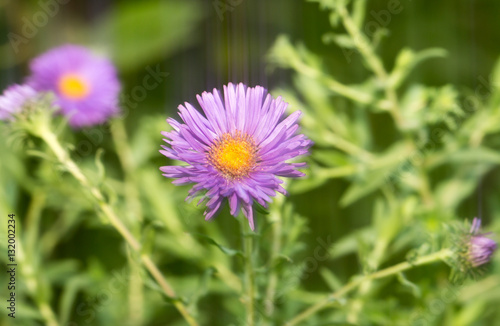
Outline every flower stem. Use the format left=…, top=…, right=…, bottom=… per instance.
left=243, top=227, right=256, bottom=326
left=17, top=237, right=60, bottom=326
left=111, top=118, right=143, bottom=221
left=284, top=248, right=453, bottom=326
left=264, top=203, right=283, bottom=318
left=110, top=119, right=145, bottom=324
left=38, top=127, right=199, bottom=326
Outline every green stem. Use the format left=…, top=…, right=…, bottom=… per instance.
left=418, top=167, right=435, bottom=208
left=244, top=229, right=256, bottom=326
left=322, top=132, right=373, bottom=162
left=289, top=52, right=373, bottom=104
left=38, top=302, right=60, bottom=326
left=24, top=189, right=46, bottom=257
left=110, top=119, right=145, bottom=324
left=284, top=249, right=453, bottom=326
left=337, top=5, right=386, bottom=79
left=17, top=237, right=60, bottom=326
left=264, top=198, right=284, bottom=318
left=128, top=255, right=144, bottom=326
left=111, top=119, right=143, bottom=222
left=337, top=4, right=403, bottom=128
left=38, top=127, right=199, bottom=326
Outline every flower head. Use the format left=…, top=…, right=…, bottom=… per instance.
left=452, top=217, right=497, bottom=280
left=160, top=83, right=311, bottom=230
left=27, top=44, right=120, bottom=128
left=467, top=218, right=497, bottom=267
left=0, top=84, right=38, bottom=121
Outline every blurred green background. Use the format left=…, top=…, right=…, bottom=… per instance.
left=1, top=0, right=500, bottom=325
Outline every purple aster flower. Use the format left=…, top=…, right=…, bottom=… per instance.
left=27, top=44, right=120, bottom=128
left=0, top=84, right=38, bottom=121
left=467, top=218, right=497, bottom=267
left=160, top=83, right=311, bottom=230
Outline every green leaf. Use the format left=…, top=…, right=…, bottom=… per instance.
left=352, top=0, right=367, bottom=28
left=389, top=48, right=447, bottom=90
left=322, top=32, right=355, bottom=49
left=434, top=165, right=490, bottom=210
left=397, top=272, right=421, bottom=298
left=45, top=260, right=81, bottom=284
left=94, top=148, right=106, bottom=185
left=189, top=233, right=243, bottom=257
left=444, top=147, right=500, bottom=165
left=100, top=0, right=203, bottom=72
left=254, top=202, right=270, bottom=215
left=490, top=57, right=500, bottom=90
left=288, top=170, right=330, bottom=194
left=188, top=267, right=216, bottom=310
left=59, top=276, right=92, bottom=325
left=339, top=166, right=388, bottom=206
left=319, top=267, right=342, bottom=291
left=429, top=147, right=500, bottom=169
left=313, top=150, right=351, bottom=167
left=328, top=227, right=373, bottom=259
left=340, top=141, right=414, bottom=206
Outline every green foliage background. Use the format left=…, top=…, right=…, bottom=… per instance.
left=1, top=0, right=500, bottom=325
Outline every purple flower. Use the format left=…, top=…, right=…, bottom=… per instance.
left=468, top=218, right=497, bottom=267
left=27, top=44, right=120, bottom=128
left=0, top=84, right=38, bottom=121
left=160, top=83, right=311, bottom=230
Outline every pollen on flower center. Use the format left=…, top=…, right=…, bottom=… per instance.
left=58, top=74, right=90, bottom=100
left=207, top=131, right=258, bottom=180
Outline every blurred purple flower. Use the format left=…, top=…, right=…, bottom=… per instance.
left=27, top=44, right=120, bottom=128
left=160, top=83, right=311, bottom=230
left=0, top=84, right=38, bottom=121
left=468, top=218, right=497, bottom=267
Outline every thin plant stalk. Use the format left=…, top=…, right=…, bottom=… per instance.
left=23, top=191, right=60, bottom=326
left=17, top=237, right=60, bottom=326
left=110, top=119, right=145, bottom=325
left=264, top=214, right=282, bottom=317
left=110, top=118, right=144, bottom=222
left=242, top=223, right=256, bottom=326
left=38, top=126, right=199, bottom=326
left=285, top=249, right=453, bottom=326
left=337, top=3, right=403, bottom=127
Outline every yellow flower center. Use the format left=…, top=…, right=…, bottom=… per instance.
left=208, top=132, right=258, bottom=180
left=58, top=74, right=90, bottom=100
